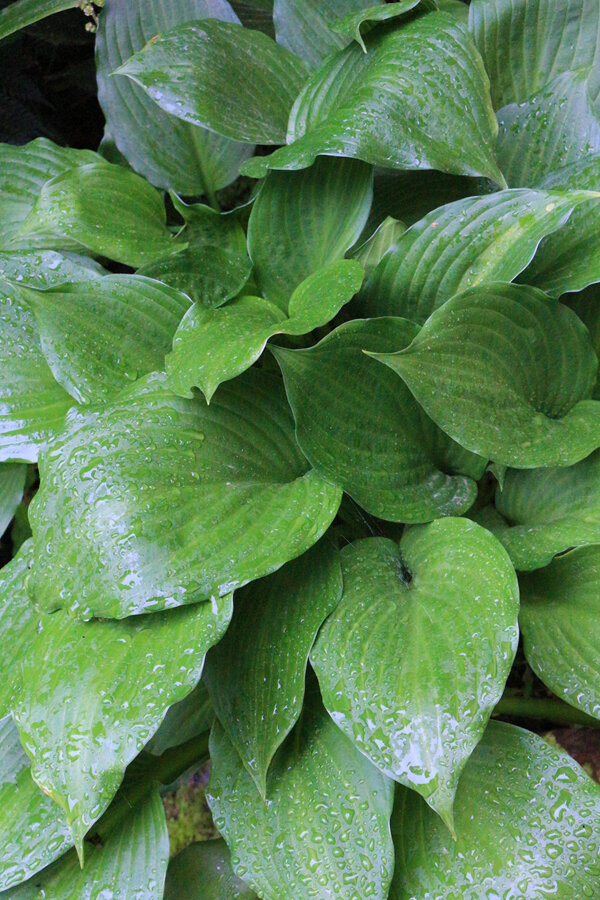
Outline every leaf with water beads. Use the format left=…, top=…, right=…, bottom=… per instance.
left=0, top=542, right=37, bottom=719
left=164, top=839, right=257, bottom=899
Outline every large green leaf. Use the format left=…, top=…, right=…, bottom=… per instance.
left=0, top=281, right=73, bottom=464
left=274, top=318, right=486, bottom=523
left=115, top=19, right=308, bottom=145
left=145, top=680, right=214, bottom=756
left=96, top=0, right=253, bottom=196
left=13, top=595, right=232, bottom=853
left=0, top=251, right=105, bottom=288
left=391, top=719, right=600, bottom=898
left=0, top=0, right=79, bottom=42
left=203, top=538, right=342, bottom=796
left=28, top=369, right=341, bottom=619
left=18, top=163, right=182, bottom=267
left=311, top=526, right=518, bottom=829
left=273, top=0, right=385, bottom=68
left=165, top=840, right=257, bottom=899
left=207, top=700, right=394, bottom=900
left=0, top=542, right=35, bottom=719
left=0, top=463, right=25, bottom=538
left=371, top=283, right=600, bottom=468
left=0, top=715, right=72, bottom=892
left=247, top=156, right=372, bottom=309
left=23, top=275, right=191, bottom=404
left=519, top=546, right=600, bottom=720
left=2, top=787, right=168, bottom=900
left=139, top=199, right=252, bottom=307
left=242, top=12, right=504, bottom=184
left=332, top=0, right=434, bottom=52
left=165, top=260, right=363, bottom=401
left=355, top=188, right=598, bottom=323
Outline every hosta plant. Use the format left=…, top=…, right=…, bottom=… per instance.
left=2, top=0, right=600, bottom=897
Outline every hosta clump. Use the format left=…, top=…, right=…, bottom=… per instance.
left=2, top=0, right=600, bottom=896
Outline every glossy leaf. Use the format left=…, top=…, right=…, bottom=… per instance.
left=332, top=0, right=433, bottom=53
left=520, top=546, right=600, bottom=720
left=392, top=719, right=600, bottom=898
left=0, top=715, right=72, bottom=892
left=247, top=156, right=372, bottom=309
left=355, top=188, right=598, bottom=323
left=0, top=0, right=79, bottom=42
left=28, top=369, right=341, bottom=618
left=242, top=12, right=504, bottom=185
left=311, top=526, right=518, bottom=828
left=115, top=19, right=308, bottom=145
left=0, top=281, right=73, bottom=464
left=165, top=260, right=363, bottom=401
left=371, top=283, right=600, bottom=468
left=2, top=787, right=168, bottom=900
left=96, top=0, right=253, bottom=195
left=351, top=217, right=405, bottom=272
left=13, top=595, right=232, bottom=852
left=0, top=463, right=26, bottom=538
left=146, top=680, right=214, bottom=756
left=203, top=538, right=342, bottom=795
left=0, top=251, right=105, bottom=288
left=0, top=543, right=36, bottom=719
left=208, top=700, right=394, bottom=900
left=165, top=840, right=256, bottom=899
left=23, top=275, right=191, bottom=404
left=139, top=200, right=252, bottom=307
left=274, top=318, right=486, bottom=523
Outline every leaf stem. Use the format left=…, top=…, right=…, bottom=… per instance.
left=493, top=696, right=600, bottom=728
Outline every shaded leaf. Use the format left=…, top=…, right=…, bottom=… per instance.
left=165, top=840, right=257, bottom=899
left=0, top=0, right=79, bottom=42
left=28, top=369, right=341, bottom=618
left=351, top=217, right=405, bottom=272
left=371, top=283, right=600, bottom=467
left=229, top=0, right=274, bottom=35
left=567, top=284, right=600, bottom=399
left=115, top=19, right=308, bottom=145
left=145, top=680, right=214, bottom=757
left=311, top=526, right=518, bottom=829
left=332, top=0, right=433, bottom=53
left=274, top=318, right=485, bottom=523
left=207, top=700, right=394, bottom=900
left=274, top=0, right=385, bottom=67
left=0, top=463, right=26, bottom=539
left=203, top=538, right=342, bottom=796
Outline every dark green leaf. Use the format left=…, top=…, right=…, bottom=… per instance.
left=203, top=538, right=342, bottom=796
left=229, top=0, right=274, bottom=35
left=242, top=12, right=504, bottom=185
left=208, top=701, right=394, bottom=900
left=115, top=19, right=309, bottom=145
left=351, top=217, right=405, bottom=272
left=567, top=285, right=600, bottom=399
left=311, top=526, right=518, bottom=829
left=96, top=0, right=253, bottom=195
left=274, top=0, right=385, bottom=67
left=28, top=370, right=341, bottom=618
left=145, top=681, right=214, bottom=757
left=371, top=283, right=600, bottom=467
left=274, top=318, right=486, bottom=523
left=0, top=463, right=26, bottom=538
left=165, top=840, right=257, bottom=899
left=332, top=0, right=433, bottom=53
left=0, top=0, right=79, bottom=42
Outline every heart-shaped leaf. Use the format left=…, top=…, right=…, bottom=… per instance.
left=0, top=542, right=36, bottom=718
left=203, top=537, right=342, bottom=796
left=0, top=251, right=105, bottom=288
left=274, top=0, right=385, bottom=66
left=519, top=545, right=600, bottom=720
left=355, top=188, right=599, bottom=323
left=165, top=260, right=363, bottom=401
left=242, top=12, right=504, bottom=185
left=311, top=524, right=519, bottom=829
left=115, top=19, right=308, bottom=145
left=273, top=318, right=486, bottom=523
left=13, top=595, right=232, bottom=853
left=0, top=463, right=26, bottom=539
left=23, top=275, right=191, bottom=404
left=96, top=0, right=253, bottom=196
left=28, top=369, right=341, bottom=618
left=165, top=840, right=257, bottom=899
left=207, top=700, right=394, bottom=900
left=371, top=283, right=600, bottom=468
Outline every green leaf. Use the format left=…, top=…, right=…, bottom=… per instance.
left=0, top=715, right=72, bottom=892
left=2, top=787, right=168, bottom=900
left=207, top=700, right=394, bottom=900
left=567, top=285, right=600, bottom=399
left=273, top=318, right=485, bottom=523
left=145, top=680, right=214, bottom=756
left=0, top=251, right=105, bottom=288
left=311, top=525, right=518, bottom=830
left=371, top=283, right=600, bottom=468
left=18, top=163, right=182, bottom=267
left=351, top=217, right=406, bottom=272
left=23, top=275, right=191, bottom=404
left=355, top=188, right=599, bottom=323
left=0, top=282, right=73, bottom=464
left=469, top=0, right=600, bottom=109
left=115, top=19, right=309, bottom=145
left=28, top=369, right=341, bottom=619
left=13, top=596, right=232, bottom=853
left=139, top=200, right=252, bottom=307
left=391, top=719, right=600, bottom=898
left=274, top=0, right=385, bottom=67
left=96, top=0, right=253, bottom=196
left=0, top=0, right=79, bottom=42
left=165, top=260, right=363, bottom=401
left=229, top=0, right=274, bottom=35
left=0, top=463, right=26, bottom=538
left=247, top=156, right=372, bottom=309
left=519, top=545, right=600, bottom=720
left=203, top=538, right=342, bottom=796
left=241, top=12, right=504, bottom=185
left=0, top=543, right=37, bottom=720
left=165, top=840, right=257, bottom=899
left=331, top=0, right=433, bottom=53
